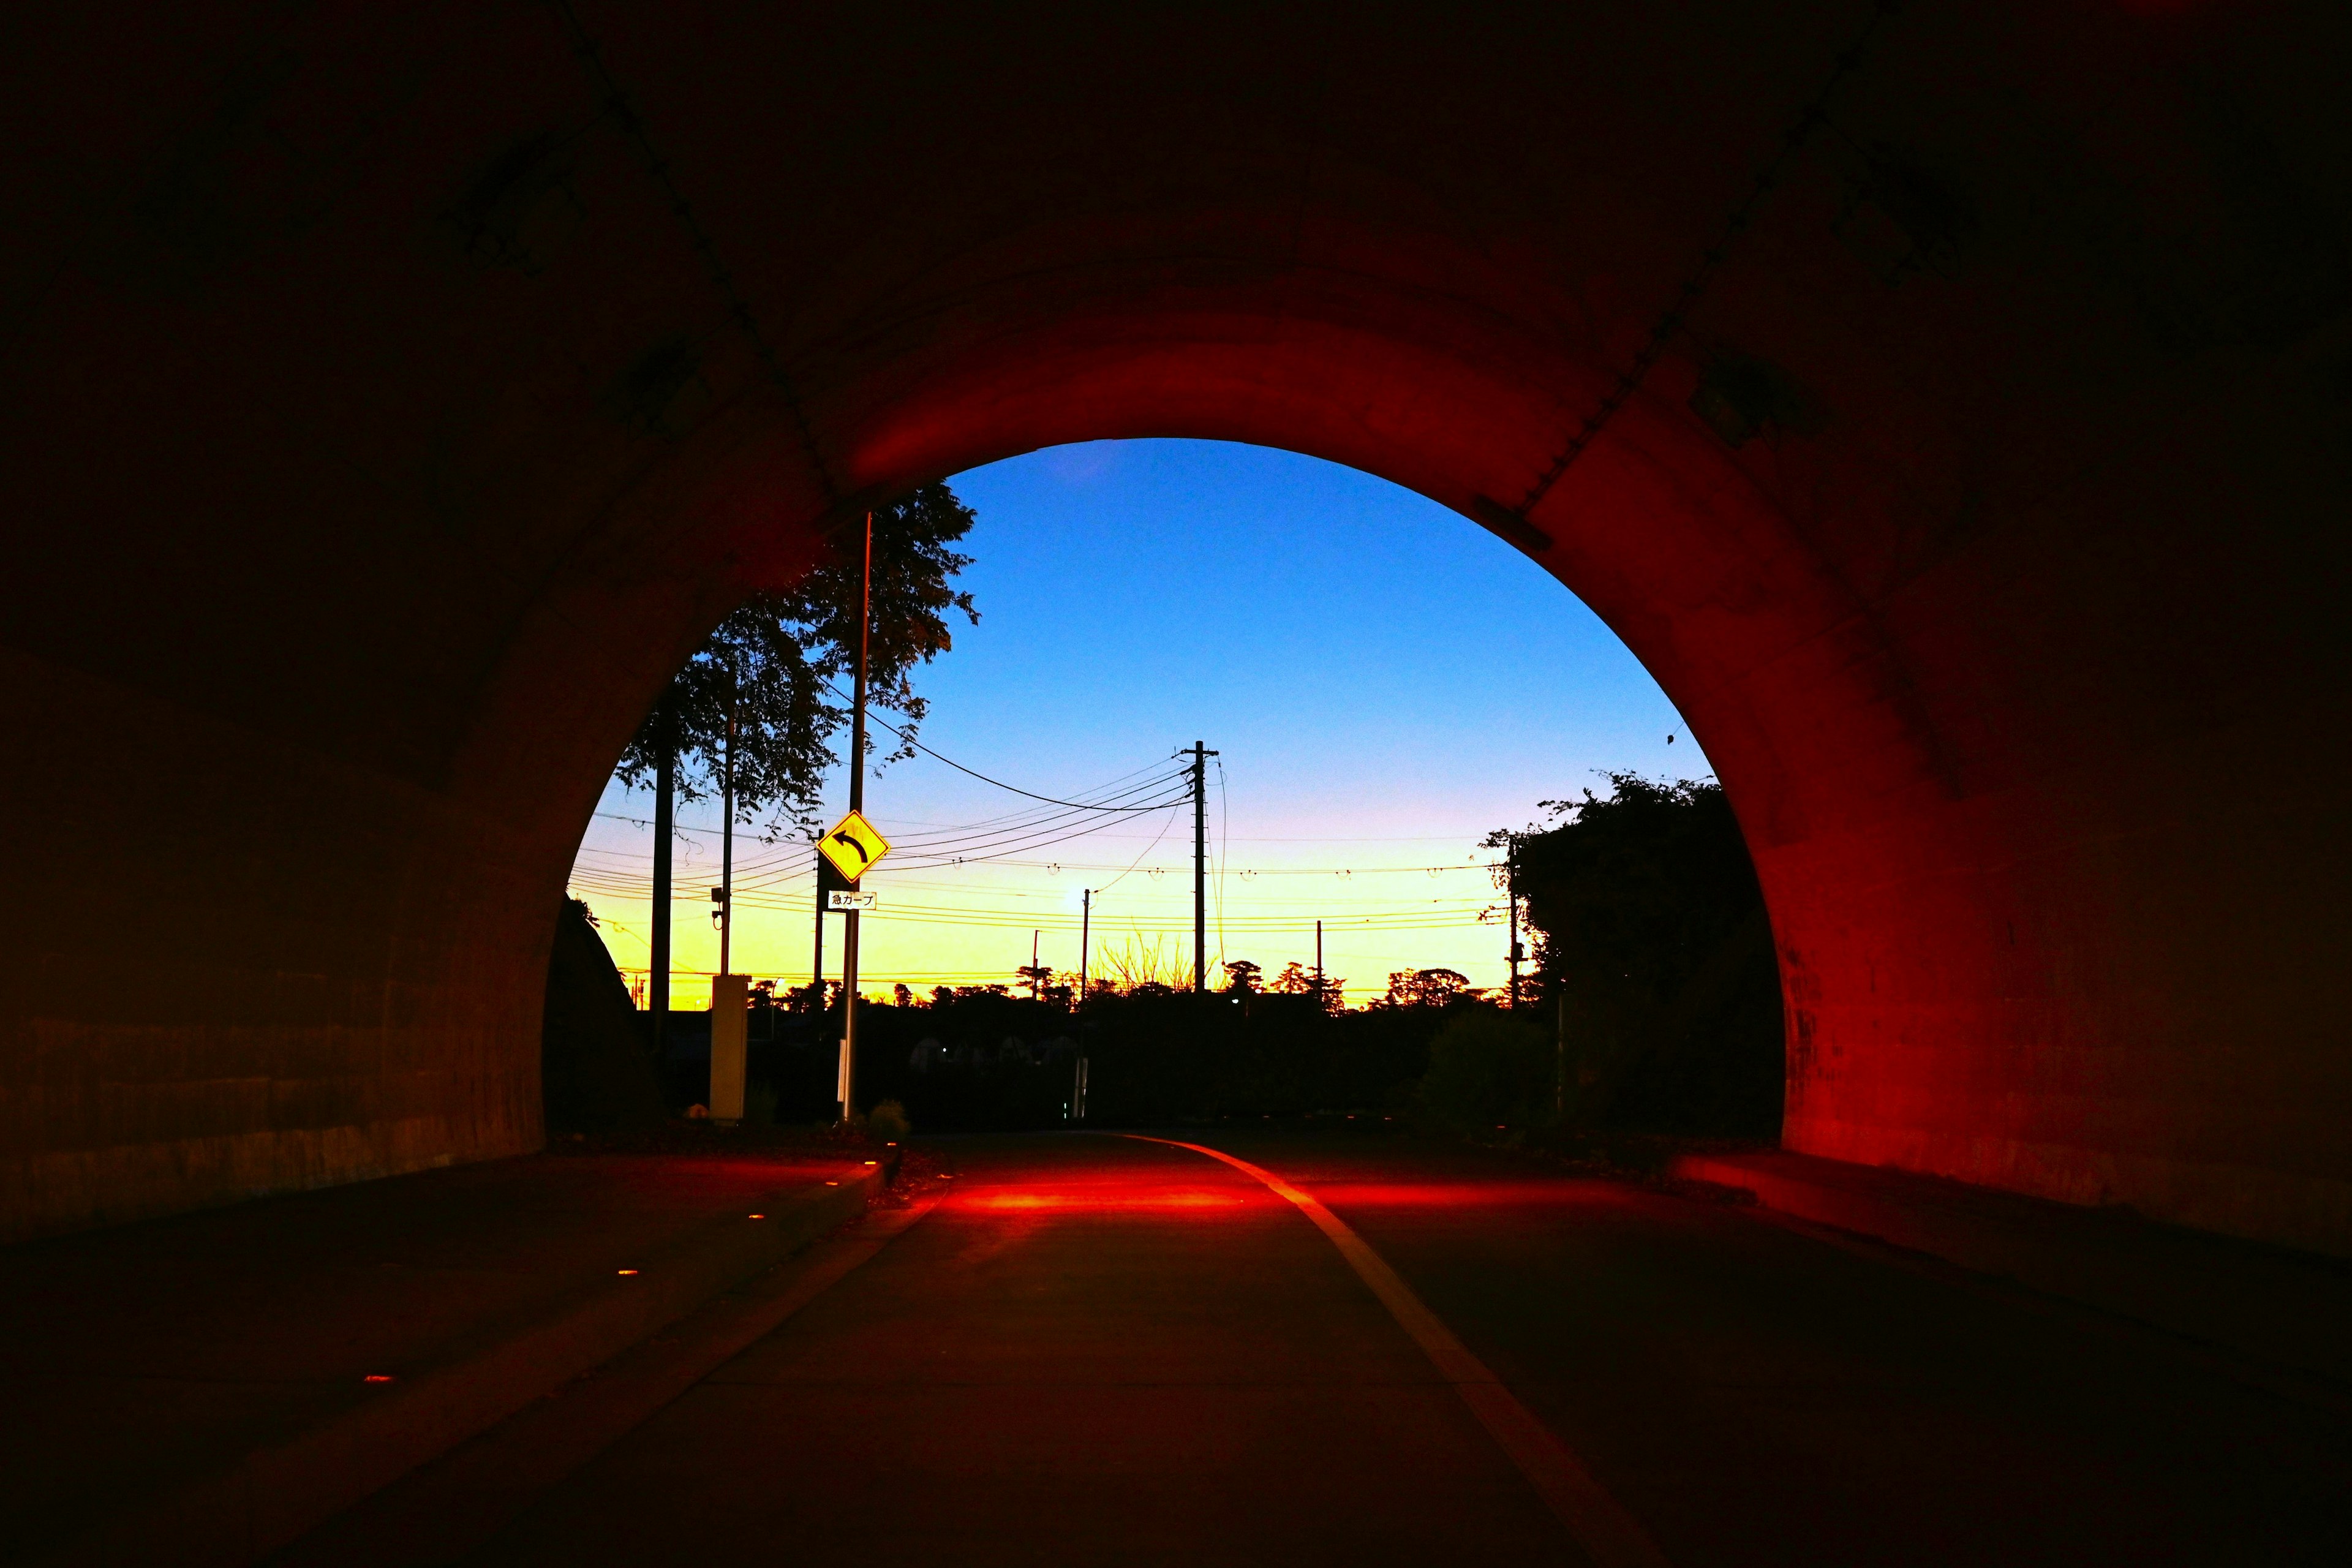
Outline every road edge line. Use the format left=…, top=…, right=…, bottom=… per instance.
left=47, top=1163, right=886, bottom=1568
left=273, top=1192, right=948, bottom=1566
left=1124, top=1134, right=1671, bottom=1568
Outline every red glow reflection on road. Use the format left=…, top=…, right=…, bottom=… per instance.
left=1308, top=1181, right=1640, bottom=1210
left=958, top=1184, right=1251, bottom=1215
left=951, top=1178, right=1629, bottom=1217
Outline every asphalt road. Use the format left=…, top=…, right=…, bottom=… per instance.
left=432, top=1131, right=2351, bottom=1567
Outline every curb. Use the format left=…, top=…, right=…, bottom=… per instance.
left=1667, top=1150, right=2352, bottom=1385
left=48, top=1164, right=883, bottom=1568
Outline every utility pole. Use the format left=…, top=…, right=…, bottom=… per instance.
left=1074, top=888, right=1092, bottom=1120
left=1031, top=929, right=1041, bottom=1001
left=1556, top=987, right=1568, bottom=1126
left=1315, top=918, right=1324, bottom=1006
left=1506, top=833, right=1520, bottom=1011
left=837, top=511, right=873, bottom=1124
left=649, top=695, right=674, bottom=1053
left=707, top=691, right=750, bottom=1125
left=1190, top=741, right=1216, bottom=993
left=718, top=694, right=735, bottom=977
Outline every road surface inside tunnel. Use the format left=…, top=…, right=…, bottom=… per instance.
left=449, top=1133, right=2351, bottom=1567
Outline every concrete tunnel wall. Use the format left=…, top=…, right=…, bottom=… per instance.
left=2, top=1, right=2348, bottom=1251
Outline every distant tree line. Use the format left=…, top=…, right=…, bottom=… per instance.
left=613, top=772, right=1782, bottom=1142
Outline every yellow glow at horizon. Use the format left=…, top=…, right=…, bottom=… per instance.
left=569, top=810, right=1510, bottom=1012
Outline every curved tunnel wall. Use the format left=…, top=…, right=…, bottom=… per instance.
left=2, top=2, right=2347, bottom=1250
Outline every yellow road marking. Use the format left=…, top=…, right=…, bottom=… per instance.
left=1125, top=1135, right=1672, bottom=1568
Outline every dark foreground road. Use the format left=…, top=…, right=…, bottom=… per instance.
left=316, top=1133, right=2352, bottom=1567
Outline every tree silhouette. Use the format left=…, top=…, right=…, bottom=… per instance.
left=1381, top=968, right=1476, bottom=1008
left=614, top=483, right=980, bottom=833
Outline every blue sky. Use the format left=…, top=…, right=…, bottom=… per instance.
left=572, top=439, right=1700, bottom=1003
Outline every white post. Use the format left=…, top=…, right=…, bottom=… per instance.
left=710, top=973, right=748, bottom=1123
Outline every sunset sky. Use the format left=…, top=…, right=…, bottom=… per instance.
left=568, top=439, right=1702, bottom=1008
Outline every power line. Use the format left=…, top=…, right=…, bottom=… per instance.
left=580, top=839, right=1498, bottom=878
left=1092, top=800, right=1182, bottom=897
left=885, top=775, right=1192, bottom=855
left=884, top=797, right=1191, bottom=870
left=831, top=684, right=1190, bottom=812
left=594, top=769, right=1192, bottom=880
left=588, top=811, right=1517, bottom=847
left=872, top=755, right=1188, bottom=834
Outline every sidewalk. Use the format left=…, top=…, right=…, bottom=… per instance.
left=1668, top=1148, right=2352, bottom=1387
left=0, top=1147, right=881, bottom=1566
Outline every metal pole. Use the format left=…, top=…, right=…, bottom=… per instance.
left=650, top=697, right=674, bottom=1052
left=839, top=510, right=872, bottom=1122
left=1557, top=988, right=1567, bottom=1125
left=1506, top=834, right=1519, bottom=1010
left=840, top=909, right=859, bottom=1118
left=720, top=696, right=734, bottom=978
left=1075, top=889, right=1091, bottom=1117
left=1314, top=918, right=1324, bottom=1010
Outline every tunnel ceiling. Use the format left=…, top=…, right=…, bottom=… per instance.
left=2, top=1, right=2349, bottom=1252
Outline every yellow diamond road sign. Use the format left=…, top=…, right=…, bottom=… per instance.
left=819, top=809, right=890, bottom=884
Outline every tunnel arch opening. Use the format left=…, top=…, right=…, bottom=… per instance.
left=558, top=435, right=1779, bottom=1140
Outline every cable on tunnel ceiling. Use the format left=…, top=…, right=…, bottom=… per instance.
left=1507, top=0, right=1905, bottom=522
left=545, top=0, right=842, bottom=504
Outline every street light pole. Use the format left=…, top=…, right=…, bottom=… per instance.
left=1506, top=832, right=1520, bottom=1011
left=650, top=695, right=674, bottom=1052
left=837, top=510, right=873, bottom=1124
left=719, top=693, right=735, bottom=977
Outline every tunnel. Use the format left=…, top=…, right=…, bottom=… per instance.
left=4, top=0, right=2348, bottom=1259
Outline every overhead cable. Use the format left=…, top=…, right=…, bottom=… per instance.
left=832, top=683, right=1191, bottom=811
